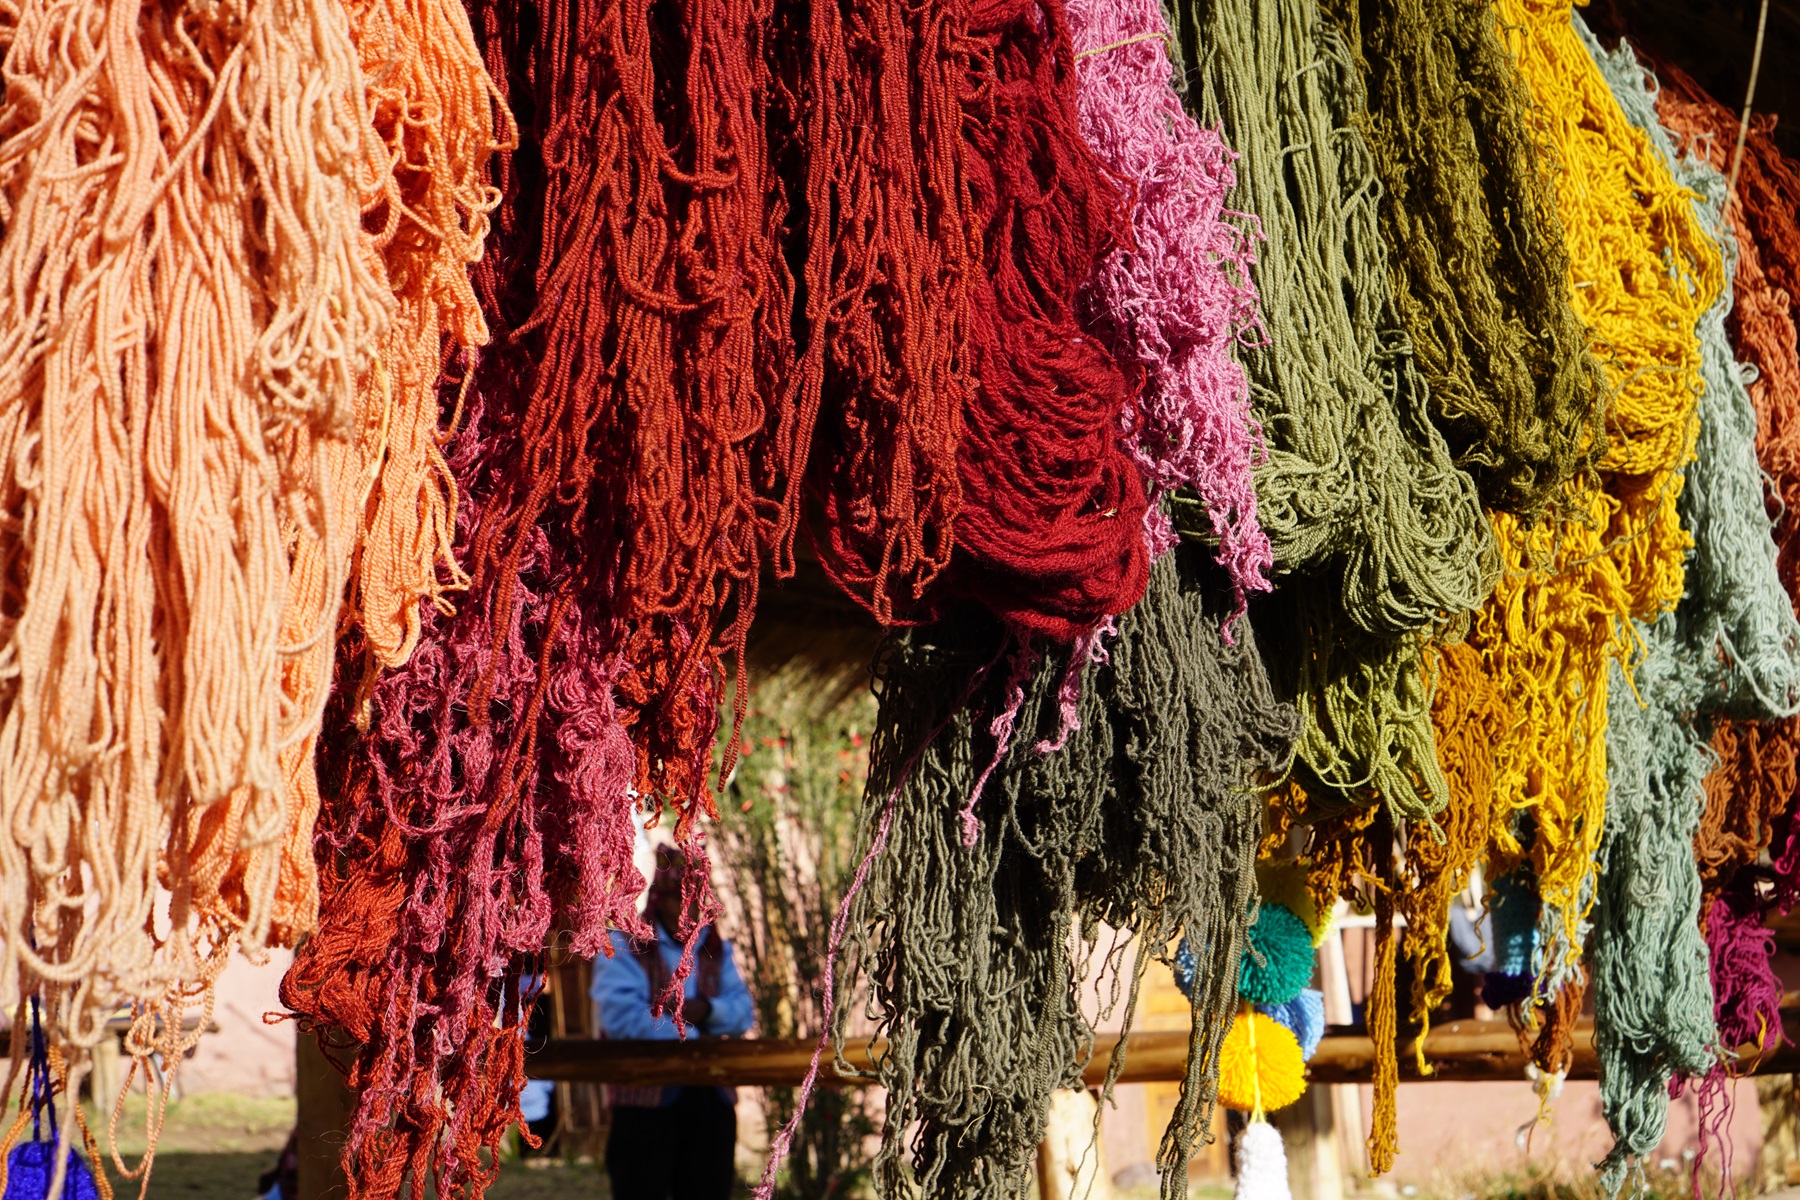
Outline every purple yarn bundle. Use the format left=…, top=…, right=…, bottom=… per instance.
left=1705, top=880, right=1785, bottom=1053
left=1069, top=0, right=1271, bottom=612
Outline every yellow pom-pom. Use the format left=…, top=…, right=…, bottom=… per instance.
left=1256, top=861, right=1329, bottom=946
left=1218, top=1012, right=1306, bottom=1114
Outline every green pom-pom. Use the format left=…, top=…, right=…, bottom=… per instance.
left=1239, top=903, right=1315, bottom=1005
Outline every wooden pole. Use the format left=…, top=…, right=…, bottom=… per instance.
left=295, top=1031, right=355, bottom=1200
left=524, top=1014, right=1800, bottom=1088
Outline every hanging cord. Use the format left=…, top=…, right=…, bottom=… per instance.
left=1076, top=30, right=1168, bottom=57
left=1727, top=0, right=1772, bottom=201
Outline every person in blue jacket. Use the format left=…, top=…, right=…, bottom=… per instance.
left=592, top=846, right=755, bottom=1200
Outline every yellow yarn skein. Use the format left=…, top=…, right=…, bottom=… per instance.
left=1218, top=1012, right=1308, bottom=1114
left=1455, top=0, right=1719, bottom=965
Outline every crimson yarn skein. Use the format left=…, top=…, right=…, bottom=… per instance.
left=941, top=0, right=1152, bottom=644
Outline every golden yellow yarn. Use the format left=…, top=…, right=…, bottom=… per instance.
left=1454, top=0, right=1718, bottom=963
left=1217, top=1012, right=1307, bottom=1115
left=1405, top=644, right=1508, bottom=1066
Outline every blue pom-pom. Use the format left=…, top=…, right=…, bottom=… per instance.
left=4, top=1141, right=103, bottom=1200
left=1239, top=903, right=1316, bottom=1005
left=1257, top=988, right=1325, bottom=1061
left=1172, top=937, right=1198, bottom=998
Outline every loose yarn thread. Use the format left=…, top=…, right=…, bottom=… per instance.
left=1584, top=25, right=1800, bottom=1186
left=1457, top=0, right=1718, bottom=997
left=845, top=542, right=1294, bottom=1200
left=0, top=0, right=389, bottom=1172
left=938, top=0, right=1151, bottom=645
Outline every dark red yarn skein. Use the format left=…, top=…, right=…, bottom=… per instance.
left=943, top=0, right=1150, bottom=642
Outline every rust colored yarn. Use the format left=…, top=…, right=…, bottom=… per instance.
left=940, top=0, right=1150, bottom=642
left=784, top=0, right=973, bottom=624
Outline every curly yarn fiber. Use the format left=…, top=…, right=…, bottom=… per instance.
left=1320, top=0, right=1605, bottom=521
left=1453, top=0, right=1719, bottom=982
left=785, top=0, right=972, bottom=624
left=1170, top=0, right=1492, bottom=818
left=1583, top=25, right=1800, bottom=1188
left=1403, top=643, right=1509, bottom=1053
left=1703, top=877, right=1784, bottom=1052
left=1068, top=0, right=1270, bottom=607
left=846, top=543, right=1294, bottom=1200
left=1649, top=62, right=1800, bottom=1067
left=1649, top=61, right=1800, bottom=904
left=0, top=0, right=391, bottom=1153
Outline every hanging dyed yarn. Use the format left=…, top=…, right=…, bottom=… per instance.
left=281, top=0, right=792, bottom=1190
left=1583, top=24, right=1800, bottom=1186
left=284, top=0, right=996, bottom=1187
left=1399, top=643, right=1509, bottom=1059
left=268, top=0, right=508, bottom=948
left=1319, top=0, right=1605, bottom=520
left=784, top=0, right=972, bottom=624
left=1448, top=0, right=1718, bottom=1018
left=0, top=0, right=393, bottom=1123
left=845, top=542, right=1295, bottom=1200
left=1070, top=0, right=1270, bottom=608
left=1170, top=0, right=1492, bottom=818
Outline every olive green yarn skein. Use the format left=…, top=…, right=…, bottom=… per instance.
left=1321, top=0, right=1607, bottom=520
left=842, top=542, right=1296, bottom=1200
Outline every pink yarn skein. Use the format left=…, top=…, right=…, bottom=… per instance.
left=1069, top=0, right=1272, bottom=615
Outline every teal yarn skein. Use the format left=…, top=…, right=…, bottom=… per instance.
left=1583, top=18, right=1800, bottom=1193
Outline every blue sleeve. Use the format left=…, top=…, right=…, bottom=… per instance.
left=702, top=938, right=755, bottom=1038
left=592, top=931, right=680, bottom=1041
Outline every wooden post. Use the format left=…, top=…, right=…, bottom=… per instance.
left=1318, top=929, right=1363, bottom=1184
left=296, top=1032, right=355, bottom=1200
left=1036, top=1089, right=1111, bottom=1200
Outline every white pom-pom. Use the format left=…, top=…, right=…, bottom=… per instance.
left=1233, top=1119, right=1292, bottom=1200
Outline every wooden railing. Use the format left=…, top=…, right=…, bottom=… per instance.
left=523, top=1012, right=1800, bottom=1087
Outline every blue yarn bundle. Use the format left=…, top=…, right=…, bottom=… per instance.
left=1258, top=988, right=1325, bottom=1061
left=2, top=1143, right=103, bottom=1200
left=1581, top=18, right=1800, bottom=1192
